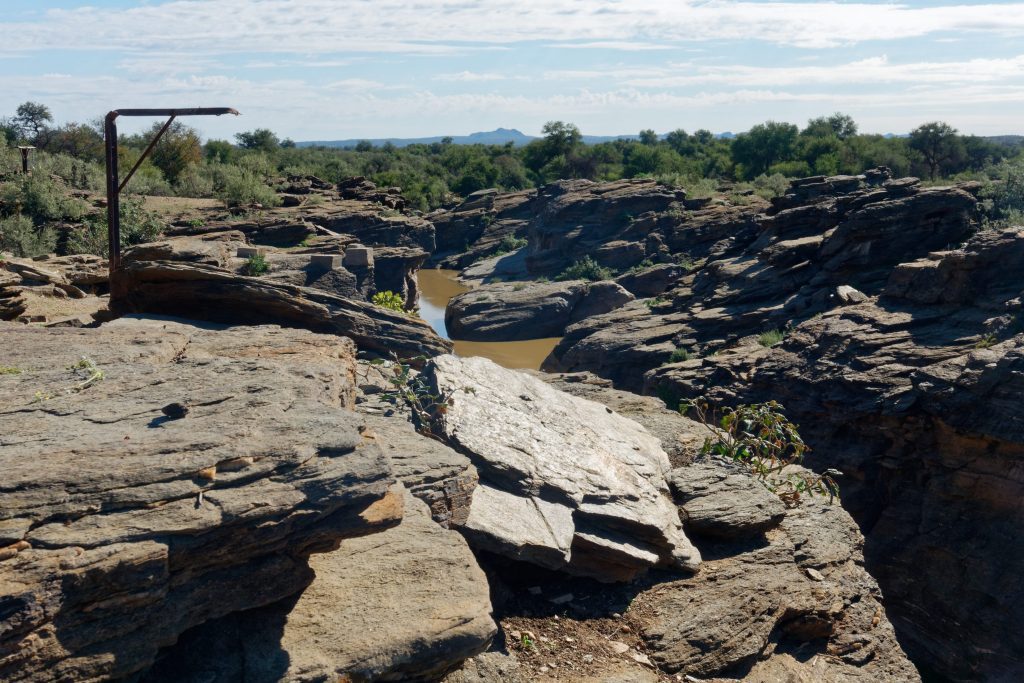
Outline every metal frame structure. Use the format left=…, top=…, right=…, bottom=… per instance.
left=104, top=108, right=239, bottom=273
left=17, top=146, right=35, bottom=174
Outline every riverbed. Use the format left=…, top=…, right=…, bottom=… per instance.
left=417, top=269, right=562, bottom=370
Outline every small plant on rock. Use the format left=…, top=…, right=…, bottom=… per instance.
left=555, top=256, right=614, bottom=282
left=374, top=356, right=472, bottom=438
left=667, top=347, right=691, bottom=363
left=242, top=253, right=270, bottom=276
left=758, top=329, right=785, bottom=347
left=0, top=365, right=22, bottom=375
left=371, top=290, right=406, bottom=313
left=681, top=397, right=840, bottom=506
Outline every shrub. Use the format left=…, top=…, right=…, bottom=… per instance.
left=758, top=329, right=785, bottom=347
left=372, top=290, right=406, bottom=312
left=0, top=214, right=56, bottom=257
left=497, top=234, right=527, bottom=252
left=555, top=256, right=614, bottom=281
left=667, top=347, right=691, bottom=363
left=175, top=167, right=216, bottom=198
left=242, top=253, right=270, bottom=276
left=217, top=166, right=281, bottom=208
left=1, top=175, right=87, bottom=222
left=682, top=397, right=840, bottom=505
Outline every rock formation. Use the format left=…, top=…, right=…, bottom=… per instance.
left=0, top=319, right=401, bottom=681
left=445, top=279, right=634, bottom=341
left=644, top=226, right=1024, bottom=680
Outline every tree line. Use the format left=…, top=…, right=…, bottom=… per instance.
left=2, top=101, right=1022, bottom=214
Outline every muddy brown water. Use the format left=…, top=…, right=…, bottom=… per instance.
left=417, top=269, right=562, bottom=370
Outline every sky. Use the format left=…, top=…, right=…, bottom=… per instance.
left=1, top=1, right=1023, bottom=141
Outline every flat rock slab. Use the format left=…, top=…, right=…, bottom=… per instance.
left=0, top=318, right=400, bottom=682
left=445, top=279, right=634, bottom=341
left=425, top=355, right=700, bottom=581
left=669, top=460, right=787, bottom=539
left=142, top=486, right=497, bottom=682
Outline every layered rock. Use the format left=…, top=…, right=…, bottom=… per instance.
left=0, top=318, right=401, bottom=681
left=141, top=487, right=496, bottom=683
left=644, top=227, right=1024, bottom=680
left=445, top=279, right=634, bottom=341
left=546, top=174, right=980, bottom=389
left=423, top=355, right=701, bottom=581
left=431, top=187, right=536, bottom=268
left=538, top=372, right=919, bottom=682
left=111, top=236, right=451, bottom=359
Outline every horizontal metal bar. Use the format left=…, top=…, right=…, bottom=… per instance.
left=111, top=108, right=240, bottom=118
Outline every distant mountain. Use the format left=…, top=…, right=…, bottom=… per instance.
left=297, top=128, right=535, bottom=148
left=299, top=127, right=745, bottom=148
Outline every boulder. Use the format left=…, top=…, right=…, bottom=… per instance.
left=141, top=487, right=496, bottom=682
left=0, top=318, right=401, bottom=681
left=668, top=461, right=787, bottom=539
left=445, top=279, right=634, bottom=341
left=423, top=355, right=700, bottom=581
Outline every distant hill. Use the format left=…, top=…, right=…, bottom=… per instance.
left=297, top=128, right=535, bottom=148
left=986, top=135, right=1024, bottom=147
left=298, top=128, right=738, bottom=148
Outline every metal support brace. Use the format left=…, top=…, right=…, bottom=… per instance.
left=104, top=107, right=239, bottom=274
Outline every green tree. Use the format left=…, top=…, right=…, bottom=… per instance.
left=541, top=121, right=581, bottom=158
left=13, top=101, right=53, bottom=143
left=802, top=113, right=858, bottom=140
left=235, top=128, right=281, bottom=153
left=149, top=121, right=202, bottom=183
left=639, top=129, right=659, bottom=146
left=204, top=139, right=236, bottom=164
left=909, top=122, right=964, bottom=180
left=731, top=121, right=799, bottom=178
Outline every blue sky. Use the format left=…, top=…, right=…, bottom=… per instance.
left=2, top=1, right=1023, bottom=141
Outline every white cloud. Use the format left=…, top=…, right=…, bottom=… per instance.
left=433, top=71, right=510, bottom=82
left=3, top=1, right=1024, bottom=54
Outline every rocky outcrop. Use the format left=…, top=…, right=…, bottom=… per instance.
left=537, top=372, right=919, bottom=682
left=111, top=238, right=451, bottom=359
left=431, top=188, right=536, bottom=268
left=0, top=318, right=402, bottom=682
left=142, top=486, right=496, bottom=682
left=445, top=279, right=634, bottom=341
left=338, top=175, right=408, bottom=210
left=546, top=173, right=981, bottom=389
left=423, top=355, right=701, bottom=581
left=644, top=227, right=1024, bottom=681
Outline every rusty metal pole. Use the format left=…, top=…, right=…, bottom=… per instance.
left=19, top=148, right=29, bottom=174
left=104, top=112, right=121, bottom=272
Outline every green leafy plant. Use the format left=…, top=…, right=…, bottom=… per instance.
left=520, top=634, right=535, bottom=651
left=242, top=253, right=270, bottom=276
left=628, top=258, right=656, bottom=273
left=645, top=295, right=669, bottom=309
left=555, top=256, right=614, bottom=282
left=758, top=329, right=785, bottom=347
left=0, top=214, right=56, bottom=257
left=186, top=217, right=206, bottom=228
left=374, top=356, right=472, bottom=437
left=681, top=397, right=839, bottom=506
left=371, top=290, right=406, bottom=313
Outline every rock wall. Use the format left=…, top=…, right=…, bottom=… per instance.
left=644, top=228, right=1024, bottom=680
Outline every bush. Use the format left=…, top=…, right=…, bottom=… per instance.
left=216, top=166, right=280, bottom=208
left=242, top=253, right=269, bottom=276
left=555, top=256, right=614, bottom=281
left=174, top=167, right=216, bottom=198
left=65, top=196, right=163, bottom=257
left=1, top=175, right=87, bottom=222
left=372, top=290, right=406, bottom=312
left=758, top=329, right=785, bottom=347
left=0, top=214, right=56, bottom=257
left=667, top=347, right=691, bottom=363
left=682, top=397, right=840, bottom=505
left=752, top=173, right=790, bottom=199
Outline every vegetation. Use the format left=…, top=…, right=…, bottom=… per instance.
left=0, top=366, right=22, bottom=375
left=371, top=290, right=406, bottom=312
left=2, top=100, right=1023, bottom=260
left=493, top=234, right=528, bottom=256
left=681, top=397, right=840, bottom=506
left=667, top=347, right=691, bottom=363
left=242, top=253, right=270, bottom=276
left=758, top=329, right=786, bottom=347
left=33, top=356, right=105, bottom=403
left=555, top=256, right=614, bottom=281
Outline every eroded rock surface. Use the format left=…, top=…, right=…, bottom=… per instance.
left=446, top=279, right=634, bottom=341
left=644, top=227, right=1024, bottom=680
left=424, top=354, right=700, bottom=581
left=142, top=486, right=496, bottom=683
left=0, top=318, right=400, bottom=682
